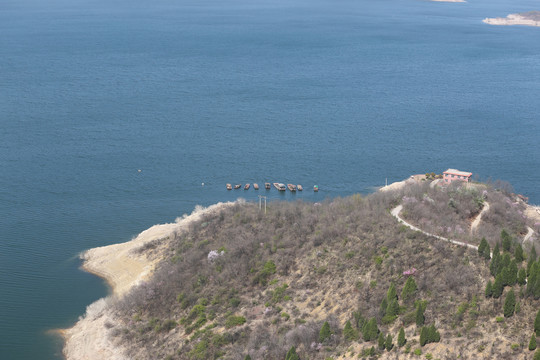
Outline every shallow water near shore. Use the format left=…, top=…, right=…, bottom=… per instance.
left=1, top=0, right=540, bottom=358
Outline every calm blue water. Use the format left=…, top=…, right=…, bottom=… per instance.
left=1, top=0, right=539, bottom=358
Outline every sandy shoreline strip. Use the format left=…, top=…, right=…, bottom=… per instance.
left=62, top=201, right=236, bottom=360
left=483, top=13, right=540, bottom=27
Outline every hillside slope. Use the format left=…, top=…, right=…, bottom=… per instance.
left=66, top=180, right=540, bottom=360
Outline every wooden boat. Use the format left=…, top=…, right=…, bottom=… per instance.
left=273, top=182, right=286, bottom=191
left=313, top=185, right=319, bottom=192
left=297, top=184, right=303, bottom=191
left=265, top=183, right=271, bottom=190
left=244, top=183, right=250, bottom=190
left=253, top=183, right=259, bottom=190
left=226, top=183, right=232, bottom=190
left=287, top=184, right=297, bottom=192
left=234, top=184, right=241, bottom=189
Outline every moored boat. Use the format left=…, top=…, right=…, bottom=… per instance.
left=314, top=185, right=319, bottom=192
left=265, top=183, right=271, bottom=190
left=297, top=184, right=303, bottom=191
left=244, top=183, right=250, bottom=190
left=273, top=182, right=286, bottom=191
left=287, top=184, right=297, bottom=192
left=253, top=183, right=259, bottom=190
left=226, top=183, right=232, bottom=190
left=234, top=184, right=241, bottom=189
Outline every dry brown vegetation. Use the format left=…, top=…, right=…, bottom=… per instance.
left=101, top=182, right=539, bottom=360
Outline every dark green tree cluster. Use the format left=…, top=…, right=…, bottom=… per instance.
left=319, top=321, right=332, bottom=343
left=397, top=327, right=406, bottom=347
left=401, top=277, right=418, bottom=302
left=515, top=243, right=524, bottom=262
left=526, top=260, right=540, bottom=299
left=419, top=324, right=440, bottom=346
left=501, top=229, right=512, bottom=252
left=503, top=289, right=516, bottom=317
left=362, top=317, right=379, bottom=342
left=285, top=346, right=300, bottom=360
left=381, top=283, right=400, bottom=323
left=478, top=237, right=491, bottom=260
left=535, top=310, right=540, bottom=336
left=378, top=333, right=385, bottom=350
left=486, top=242, right=523, bottom=299
left=385, top=334, right=393, bottom=351
left=530, top=333, right=537, bottom=351
left=343, top=320, right=358, bottom=341
left=415, top=301, right=426, bottom=327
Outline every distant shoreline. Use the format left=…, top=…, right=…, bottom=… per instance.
left=483, top=11, right=540, bottom=27
left=61, top=202, right=236, bottom=360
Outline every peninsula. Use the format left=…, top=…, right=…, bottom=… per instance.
left=483, top=11, right=540, bottom=27
left=63, top=177, right=540, bottom=360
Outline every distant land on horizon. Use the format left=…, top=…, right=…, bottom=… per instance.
left=483, top=10, right=540, bottom=27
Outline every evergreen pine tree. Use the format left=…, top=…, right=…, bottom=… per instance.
left=484, top=241, right=491, bottom=260
left=363, top=317, right=379, bottom=341
left=518, top=267, right=527, bottom=285
left=490, top=244, right=501, bottom=276
left=503, top=288, right=516, bottom=317
left=501, top=266, right=510, bottom=286
left=385, top=334, right=393, bottom=351
left=285, top=346, right=300, bottom=360
left=535, top=349, right=540, bottom=360
left=515, top=244, right=524, bottom=262
left=485, top=280, right=493, bottom=298
left=535, top=310, right=540, bottom=335
left=379, top=298, right=388, bottom=317
left=401, top=277, right=418, bottom=302
left=369, top=346, right=375, bottom=356
left=501, top=229, right=512, bottom=252
left=508, top=260, right=518, bottom=286
left=419, top=326, right=428, bottom=346
left=492, top=273, right=504, bottom=298
left=245, top=356, right=251, bottom=360
left=319, top=321, right=331, bottom=343
left=343, top=320, right=358, bottom=341
left=397, top=327, right=406, bottom=347
left=387, top=283, right=398, bottom=303
left=428, top=324, right=440, bottom=342
left=386, top=298, right=399, bottom=317
left=530, top=333, right=537, bottom=351
left=502, top=253, right=511, bottom=269
left=534, top=275, right=540, bottom=300
left=415, top=302, right=425, bottom=326
left=478, top=238, right=487, bottom=258
left=378, top=332, right=386, bottom=350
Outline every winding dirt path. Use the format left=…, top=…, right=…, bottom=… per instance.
left=470, top=201, right=490, bottom=235
left=391, top=204, right=478, bottom=251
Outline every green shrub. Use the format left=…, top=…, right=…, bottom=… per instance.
left=531, top=333, right=537, bottom=351
left=319, top=321, right=332, bottom=343
left=414, top=348, right=422, bottom=356
left=225, top=315, right=246, bottom=328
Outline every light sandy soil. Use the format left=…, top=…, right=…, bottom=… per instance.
left=470, top=201, right=490, bottom=235
left=62, top=201, right=236, bottom=360
left=379, top=175, right=426, bottom=193
left=483, top=12, right=540, bottom=27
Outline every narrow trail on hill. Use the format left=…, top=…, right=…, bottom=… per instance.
left=524, top=226, right=535, bottom=247
left=470, top=202, right=490, bottom=235
left=391, top=204, right=479, bottom=251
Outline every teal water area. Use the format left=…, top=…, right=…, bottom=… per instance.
left=1, top=0, right=539, bottom=358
